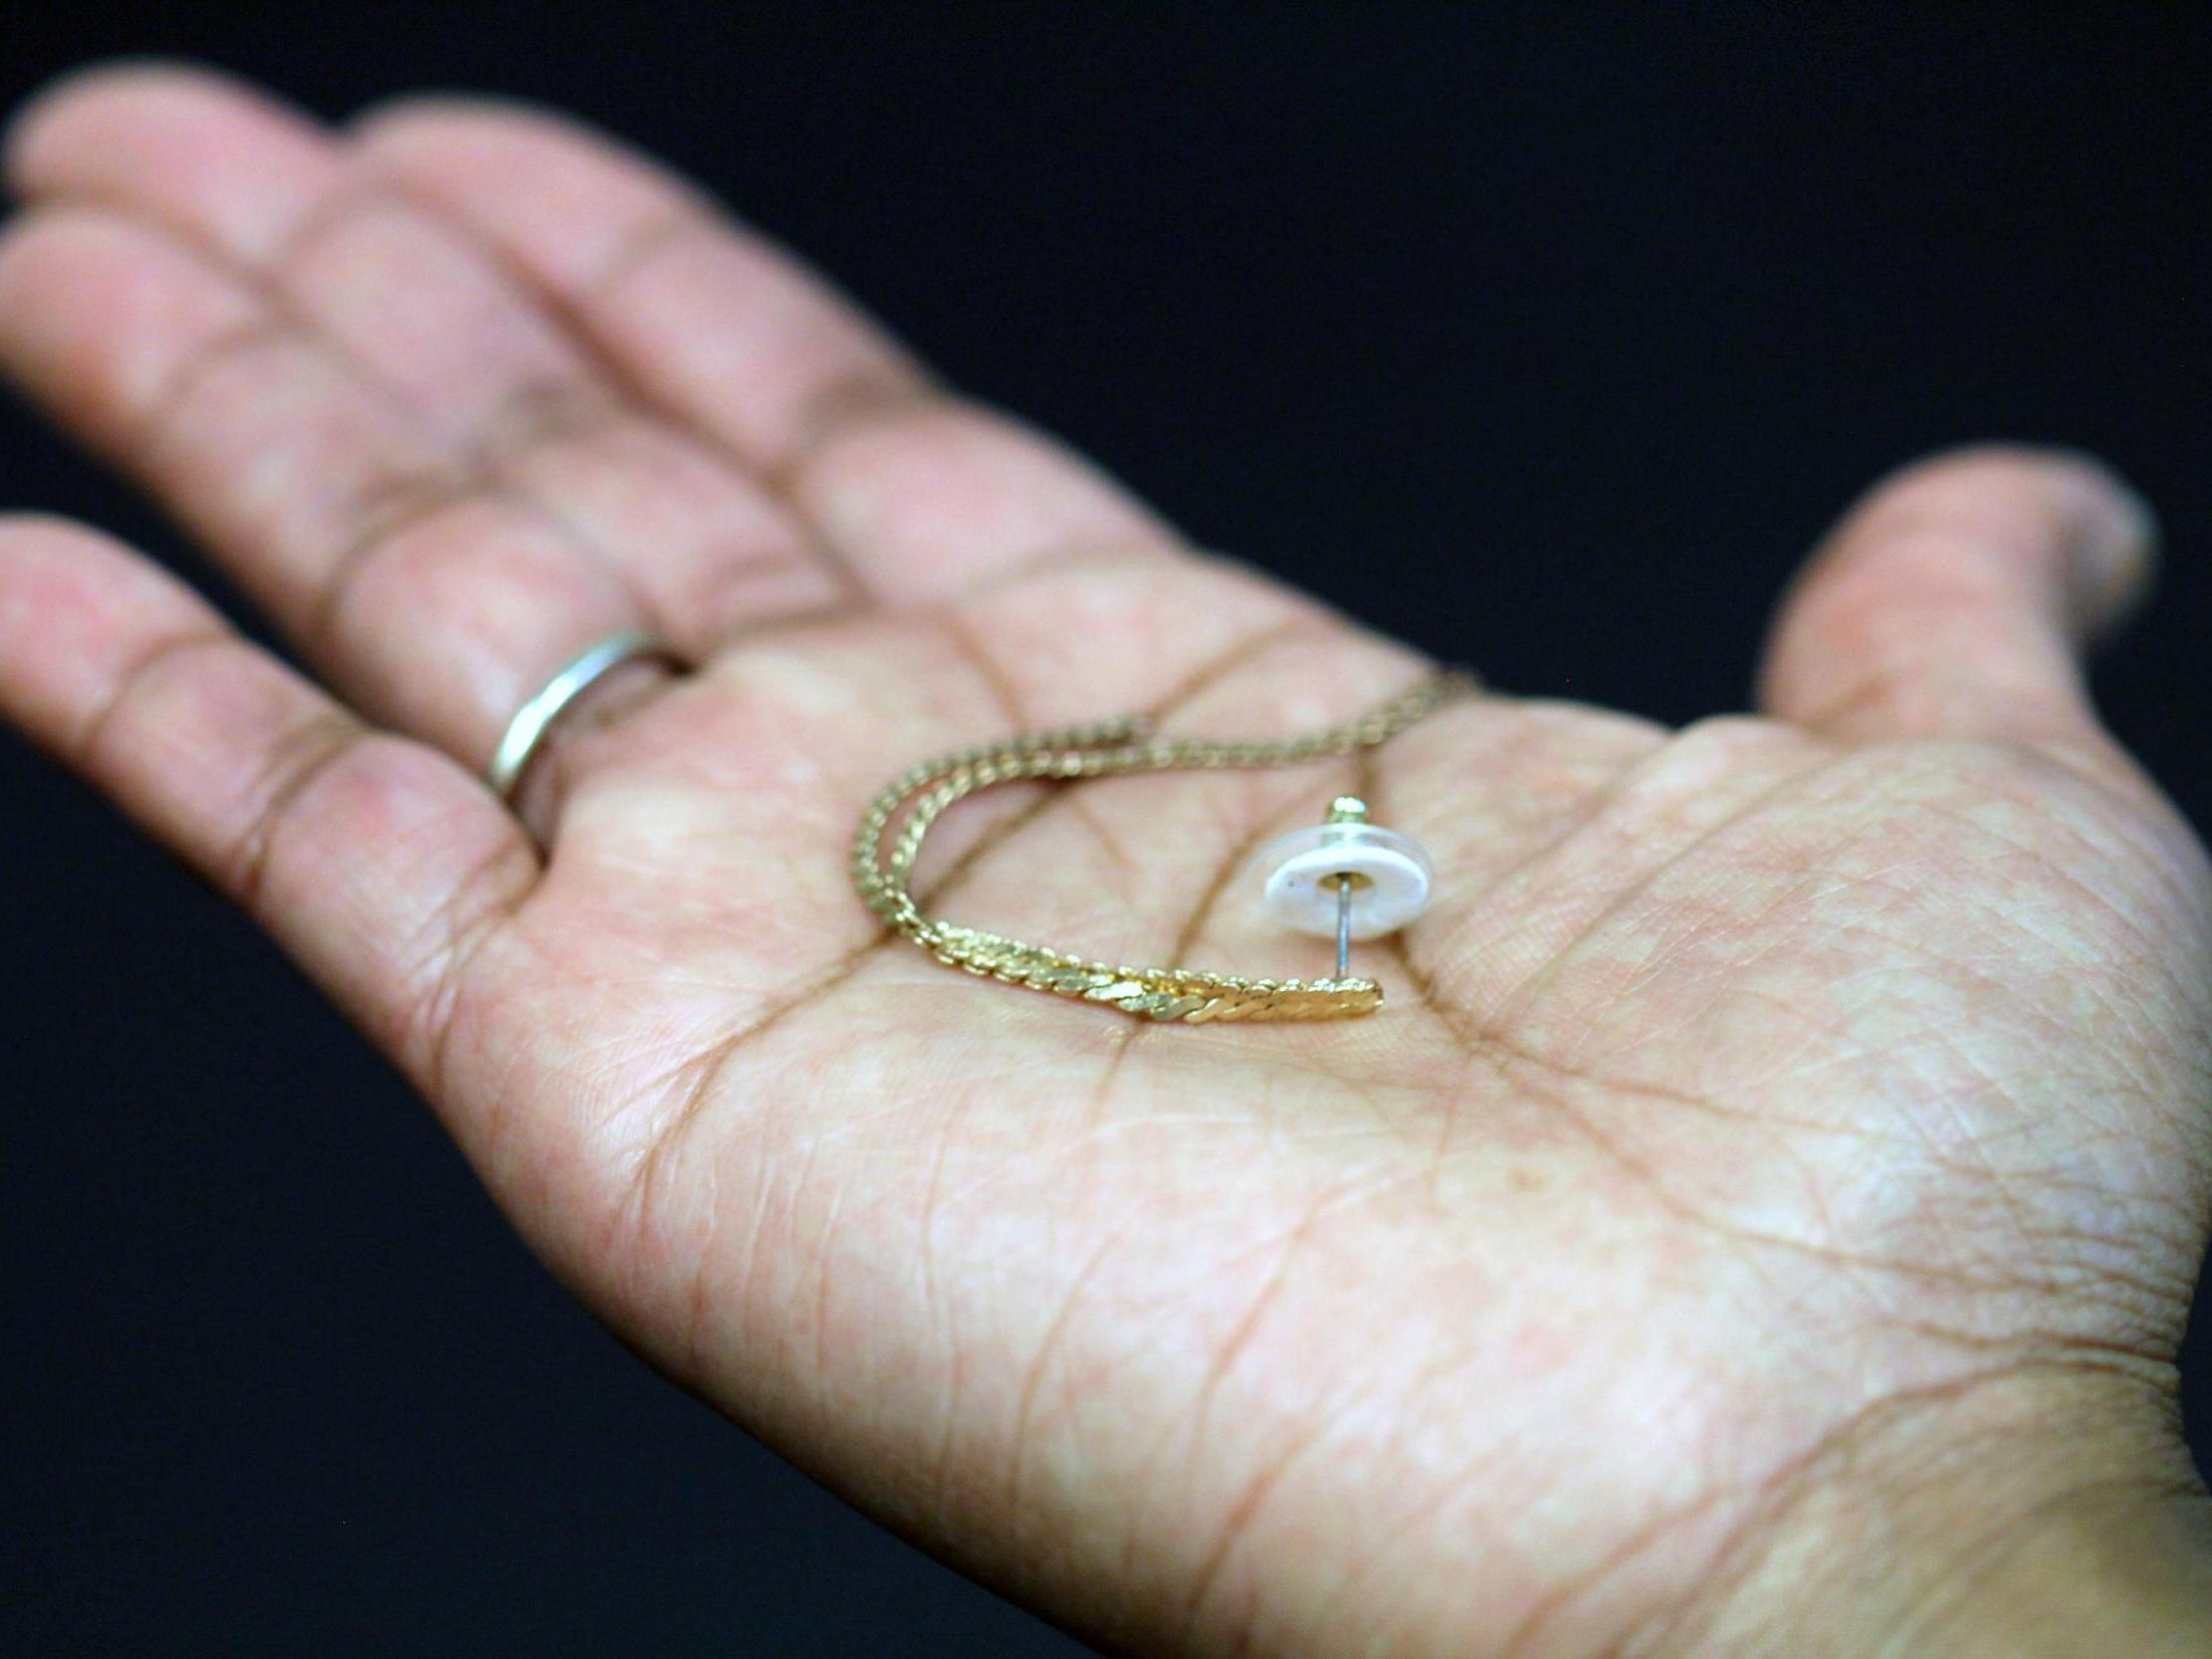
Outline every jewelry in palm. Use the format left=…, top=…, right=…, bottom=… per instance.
left=851, top=669, right=1476, bottom=1021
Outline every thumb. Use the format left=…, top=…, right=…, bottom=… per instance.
left=1757, top=445, right=2154, bottom=754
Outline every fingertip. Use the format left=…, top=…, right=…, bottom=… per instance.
left=7, top=58, right=249, bottom=188
left=1760, top=442, right=2159, bottom=747
left=0, top=513, right=219, bottom=748
left=346, top=92, right=712, bottom=295
left=346, top=90, right=707, bottom=238
left=2, top=58, right=336, bottom=260
left=2027, top=446, right=2159, bottom=642
left=1847, top=443, right=2157, bottom=639
left=0, top=512, right=80, bottom=635
left=0, top=507, right=131, bottom=566
left=3, top=58, right=159, bottom=187
left=0, top=511, right=200, bottom=630
left=0, top=203, right=266, bottom=449
left=349, top=88, right=574, bottom=146
left=345, top=88, right=659, bottom=202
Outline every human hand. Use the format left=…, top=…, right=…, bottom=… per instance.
left=2, top=62, right=2208, bottom=1657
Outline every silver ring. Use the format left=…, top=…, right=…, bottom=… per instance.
left=488, top=628, right=674, bottom=801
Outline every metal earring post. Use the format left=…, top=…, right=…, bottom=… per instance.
left=1335, top=878, right=1353, bottom=979
left=1325, top=794, right=1368, bottom=979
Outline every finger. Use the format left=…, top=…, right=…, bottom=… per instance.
left=347, top=94, right=1185, bottom=599
left=0, top=513, right=536, bottom=1088
left=9, top=60, right=592, bottom=443
left=0, top=66, right=843, bottom=703
left=1756, top=445, right=2154, bottom=752
left=0, top=202, right=662, bottom=770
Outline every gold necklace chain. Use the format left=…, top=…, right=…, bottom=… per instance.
left=850, top=668, right=1479, bottom=1022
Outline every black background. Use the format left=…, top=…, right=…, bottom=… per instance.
left=3, top=5, right=2209, bottom=1654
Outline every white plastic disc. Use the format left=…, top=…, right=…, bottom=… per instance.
left=1248, top=821, right=1436, bottom=940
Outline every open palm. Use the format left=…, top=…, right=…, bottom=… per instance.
left=4, top=64, right=2209, bottom=1658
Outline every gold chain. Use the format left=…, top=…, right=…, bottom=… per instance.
left=850, top=668, right=1479, bottom=1022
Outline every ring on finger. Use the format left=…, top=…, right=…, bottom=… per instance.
left=487, top=627, right=678, bottom=803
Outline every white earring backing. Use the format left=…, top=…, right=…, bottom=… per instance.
left=1251, top=796, right=1435, bottom=978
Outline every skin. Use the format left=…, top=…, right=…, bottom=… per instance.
left=1, top=60, right=2210, bottom=1658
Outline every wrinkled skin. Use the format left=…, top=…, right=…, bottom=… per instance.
left=2, top=62, right=2209, bottom=1659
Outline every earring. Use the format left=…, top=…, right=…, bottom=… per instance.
left=1250, top=794, right=1436, bottom=983
left=851, top=669, right=1474, bottom=1022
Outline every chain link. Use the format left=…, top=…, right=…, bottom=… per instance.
left=850, top=668, right=1480, bottom=1022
